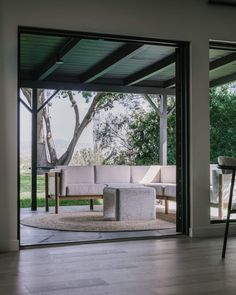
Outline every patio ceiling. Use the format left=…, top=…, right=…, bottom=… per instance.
left=210, top=48, right=236, bottom=87
left=19, top=31, right=236, bottom=94
left=19, top=32, right=177, bottom=95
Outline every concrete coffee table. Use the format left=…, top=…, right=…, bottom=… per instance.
left=103, top=186, right=156, bottom=221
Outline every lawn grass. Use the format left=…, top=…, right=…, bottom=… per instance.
left=20, top=174, right=101, bottom=208
left=20, top=197, right=101, bottom=208
left=20, top=174, right=45, bottom=193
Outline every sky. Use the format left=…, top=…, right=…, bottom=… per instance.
left=19, top=91, right=144, bottom=157
left=20, top=91, right=93, bottom=141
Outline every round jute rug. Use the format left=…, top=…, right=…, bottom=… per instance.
left=21, top=211, right=175, bottom=232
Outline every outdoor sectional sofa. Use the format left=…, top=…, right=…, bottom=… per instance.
left=46, top=165, right=176, bottom=214
left=46, top=164, right=235, bottom=217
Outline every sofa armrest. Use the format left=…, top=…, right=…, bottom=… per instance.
left=211, top=168, right=236, bottom=203
left=45, top=171, right=63, bottom=196
left=211, top=168, right=221, bottom=203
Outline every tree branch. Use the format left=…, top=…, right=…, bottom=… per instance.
left=42, top=108, right=58, bottom=164
left=143, top=94, right=161, bottom=116
left=68, top=91, right=80, bottom=134
left=21, top=88, right=32, bottom=107
left=108, top=125, right=132, bottom=149
left=94, top=94, right=121, bottom=113
left=167, top=106, right=176, bottom=117
left=57, top=92, right=105, bottom=165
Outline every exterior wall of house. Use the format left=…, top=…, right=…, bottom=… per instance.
left=1, top=0, right=236, bottom=251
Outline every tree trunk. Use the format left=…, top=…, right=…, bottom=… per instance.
left=37, top=91, right=49, bottom=167
left=57, top=92, right=104, bottom=165
left=21, top=88, right=105, bottom=167
left=42, top=102, right=58, bottom=165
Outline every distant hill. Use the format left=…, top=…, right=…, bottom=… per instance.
left=20, top=139, right=93, bottom=158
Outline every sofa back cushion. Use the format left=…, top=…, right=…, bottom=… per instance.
left=95, top=165, right=131, bottom=184
left=63, top=166, right=95, bottom=185
left=131, top=165, right=161, bottom=184
left=131, top=166, right=150, bottom=183
left=160, top=166, right=176, bottom=183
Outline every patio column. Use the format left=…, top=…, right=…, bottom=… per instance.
left=159, top=94, right=167, bottom=165
left=31, top=88, right=38, bottom=211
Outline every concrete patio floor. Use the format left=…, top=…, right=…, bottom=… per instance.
left=20, top=204, right=177, bottom=246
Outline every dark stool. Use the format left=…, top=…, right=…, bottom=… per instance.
left=218, top=164, right=236, bottom=258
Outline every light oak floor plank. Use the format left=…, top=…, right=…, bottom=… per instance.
left=1, top=236, right=236, bottom=294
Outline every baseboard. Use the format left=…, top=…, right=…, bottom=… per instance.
left=0, top=239, right=19, bottom=252
left=190, top=223, right=236, bottom=237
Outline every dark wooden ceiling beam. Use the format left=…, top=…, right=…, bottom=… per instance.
left=124, top=53, right=175, bottom=86
left=209, top=0, right=236, bottom=7
left=163, top=77, right=176, bottom=88
left=37, top=38, right=81, bottom=80
left=20, top=79, right=176, bottom=95
left=79, top=43, right=145, bottom=83
left=210, top=73, right=236, bottom=87
left=210, top=52, right=236, bottom=71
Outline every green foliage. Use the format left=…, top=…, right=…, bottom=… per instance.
left=96, top=95, right=176, bottom=165
left=210, top=85, right=236, bottom=163
left=20, top=174, right=45, bottom=193
left=129, top=111, right=160, bottom=164
left=96, top=113, right=134, bottom=165
left=95, top=92, right=126, bottom=112
left=167, top=109, right=176, bottom=165
left=128, top=110, right=176, bottom=165
left=20, top=197, right=101, bottom=208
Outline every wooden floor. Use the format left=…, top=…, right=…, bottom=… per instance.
left=1, top=236, right=236, bottom=294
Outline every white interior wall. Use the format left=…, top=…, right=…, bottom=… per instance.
left=1, top=0, right=236, bottom=251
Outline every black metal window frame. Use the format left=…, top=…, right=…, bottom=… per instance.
left=210, top=40, right=236, bottom=224
left=17, top=26, right=190, bottom=244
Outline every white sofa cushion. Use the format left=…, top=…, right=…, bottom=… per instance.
left=210, top=167, right=235, bottom=203
left=95, top=165, right=131, bottom=184
left=163, top=184, right=176, bottom=197
left=64, top=166, right=94, bottom=184
left=145, top=183, right=176, bottom=197
left=210, top=164, right=218, bottom=186
left=131, top=166, right=150, bottom=183
left=106, top=183, right=144, bottom=188
left=61, top=166, right=94, bottom=196
left=66, top=183, right=105, bottom=196
left=140, top=165, right=161, bottom=184
left=160, top=166, right=176, bottom=183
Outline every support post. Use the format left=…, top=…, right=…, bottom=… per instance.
left=90, top=199, right=94, bottom=210
left=45, top=173, right=49, bottom=212
left=31, top=88, right=38, bottom=211
left=218, top=174, right=223, bottom=219
left=55, top=172, right=59, bottom=214
left=160, top=94, right=168, bottom=165
left=222, top=169, right=236, bottom=259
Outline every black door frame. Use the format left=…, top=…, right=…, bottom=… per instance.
left=17, top=27, right=190, bottom=245
left=210, top=40, right=236, bottom=224
left=175, top=45, right=190, bottom=234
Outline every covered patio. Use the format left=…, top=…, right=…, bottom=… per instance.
left=18, top=28, right=236, bottom=246
left=19, top=28, right=183, bottom=245
left=19, top=28, right=178, bottom=212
